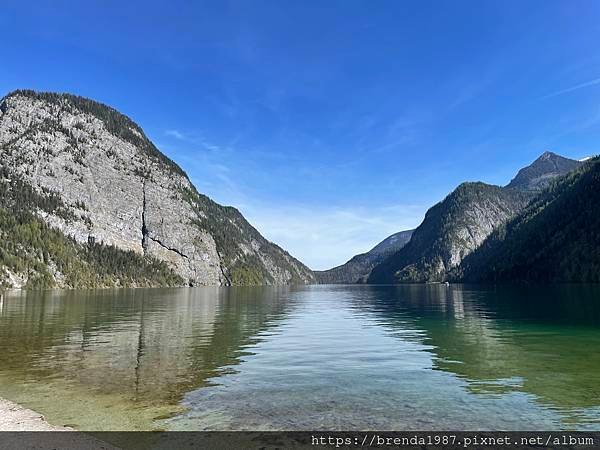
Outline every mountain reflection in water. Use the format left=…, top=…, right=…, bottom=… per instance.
left=0, top=284, right=599, bottom=431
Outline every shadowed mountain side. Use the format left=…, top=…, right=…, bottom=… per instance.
left=456, top=157, right=600, bottom=283
left=368, top=183, right=530, bottom=283
left=315, top=230, right=413, bottom=284
left=367, top=152, right=583, bottom=284
left=506, top=151, right=583, bottom=192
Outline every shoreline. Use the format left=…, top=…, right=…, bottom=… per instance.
left=0, top=397, right=71, bottom=431
left=0, top=398, right=121, bottom=449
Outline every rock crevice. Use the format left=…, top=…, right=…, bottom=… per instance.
left=215, top=249, right=232, bottom=286
left=0, top=90, right=316, bottom=287
left=141, top=180, right=148, bottom=254
left=147, top=235, right=190, bottom=259
left=141, top=180, right=190, bottom=259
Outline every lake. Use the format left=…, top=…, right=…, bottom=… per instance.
left=0, top=284, right=599, bottom=431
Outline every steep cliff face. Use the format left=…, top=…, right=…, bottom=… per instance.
left=0, top=90, right=314, bottom=288
left=315, top=229, right=413, bottom=284
left=0, top=164, right=184, bottom=289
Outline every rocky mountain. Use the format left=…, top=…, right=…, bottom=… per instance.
left=456, top=156, right=600, bottom=283
left=367, top=183, right=530, bottom=283
left=367, top=152, right=583, bottom=284
left=506, top=151, right=582, bottom=191
left=0, top=165, right=183, bottom=289
left=0, top=90, right=314, bottom=289
left=315, top=229, right=413, bottom=284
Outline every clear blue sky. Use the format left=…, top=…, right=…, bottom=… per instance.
left=2, top=1, right=600, bottom=269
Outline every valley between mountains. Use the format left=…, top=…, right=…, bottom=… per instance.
left=1, top=89, right=598, bottom=289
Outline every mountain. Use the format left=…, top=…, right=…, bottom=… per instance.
left=367, top=152, right=583, bottom=284
left=456, top=156, right=600, bottom=283
left=369, top=230, right=415, bottom=256
left=315, top=229, right=413, bottom=284
left=0, top=90, right=314, bottom=289
left=506, top=151, right=582, bottom=191
left=367, top=183, right=530, bottom=283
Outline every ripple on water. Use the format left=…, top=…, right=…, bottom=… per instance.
left=0, top=284, right=599, bottom=430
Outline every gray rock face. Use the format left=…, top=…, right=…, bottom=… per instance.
left=368, top=152, right=583, bottom=284
left=506, top=151, right=583, bottom=191
left=368, top=230, right=414, bottom=256
left=457, top=156, right=600, bottom=283
left=315, top=229, right=413, bottom=284
left=0, top=90, right=314, bottom=286
left=368, top=183, right=531, bottom=283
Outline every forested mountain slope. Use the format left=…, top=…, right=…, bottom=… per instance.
left=367, top=152, right=582, bottom=284
left=315, top=229, right=413, bottom=284
left=506, top=151, right=582, bottom=191
left=368, top=183, right=530, bottom=283
left=456, top=157, right=600, bottom=283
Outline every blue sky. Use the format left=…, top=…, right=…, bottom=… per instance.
left=2, top=1, right=600, bottom=269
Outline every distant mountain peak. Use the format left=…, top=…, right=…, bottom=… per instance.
left=538, top=150, right=559, bottom=160
left=367, top=229, right=414, bottom=256
left=506, top=151, right=582, bottom=191
left=458, top=157, right=600, bottom=283
left=366, top=150, right=585, bottom=285
left=315, top=229, right=414, bottom=284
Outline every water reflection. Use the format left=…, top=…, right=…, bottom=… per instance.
left=0, top=287, right=296, bottom=430
left=1, top=284, right=599, bottom=431
left=346, top=284, right=600, bottom=427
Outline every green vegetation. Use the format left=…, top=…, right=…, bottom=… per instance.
left=506, top=151, right=582, bottom=191
left=368, top=182, right=530, bottom=283
left=181, top=186, right=309, bottom=285
left=0, top=167, right=183, bottom=289
left=2, top=90, right=186, bottom=177
left=457, top=157, right=600, bottom=283
left=230, top=256, right=271, bottom=285
left=0, top=89, right=313, bottom=287
left=315, top=230, right=414, bottom=284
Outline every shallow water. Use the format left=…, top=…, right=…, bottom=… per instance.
left=0, top=284, right=599, bottom=430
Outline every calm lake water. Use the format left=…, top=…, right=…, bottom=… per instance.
left=0, top=284, right=599, bottom=431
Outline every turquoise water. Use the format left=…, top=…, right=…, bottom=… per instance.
left=0, top=284, right=599, bottom=430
